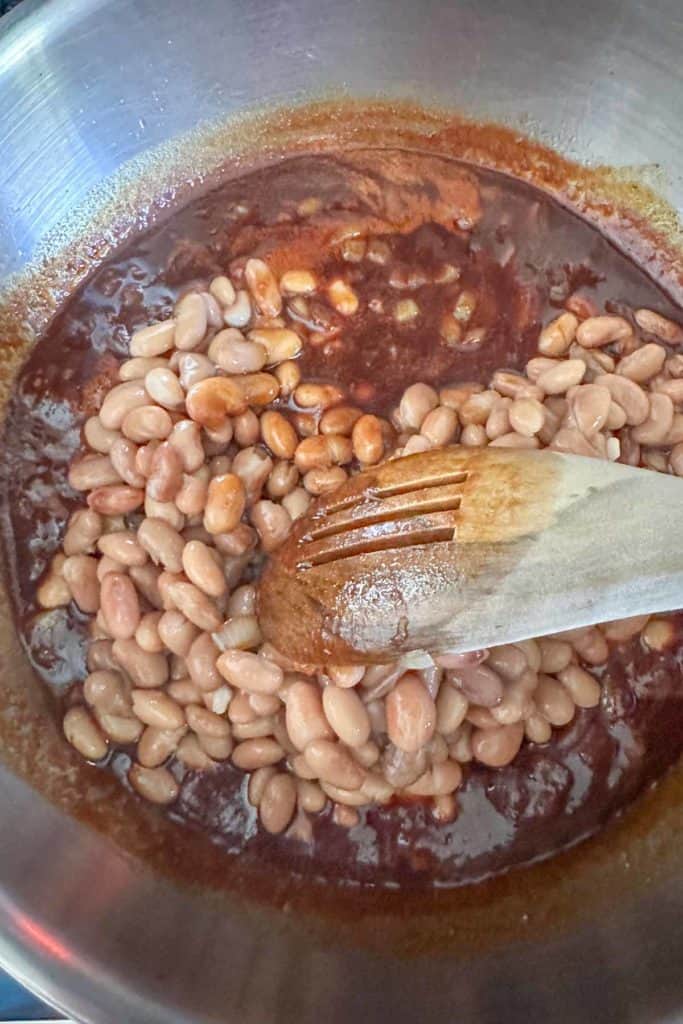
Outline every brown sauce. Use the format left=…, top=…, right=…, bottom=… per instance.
left=2, top=149, right=683, bottom=889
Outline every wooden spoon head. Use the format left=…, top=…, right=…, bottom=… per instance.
left=258, top=445, right=560, bottom=664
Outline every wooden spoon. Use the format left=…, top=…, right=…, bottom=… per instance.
left=258, top=445, right=683, bottom=664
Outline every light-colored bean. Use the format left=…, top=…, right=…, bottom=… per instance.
left=226, top=584, right=257, bottom=618
left=120, top=356, right=170, bottom=381
left=471, top=721, right=524, bottom=767
left=525, top=712, right=552, bottom=745
left=223, top=289, right=252, bottom=329
left=491, top=371, right=543, bottom=401
left=485, top=397, right=511, bottom=440
left=167, top=679, right=203, bottom=706
left=137, top=517, right=185, bottom=572
left=144, top=367, right=184, bottom=411
left=244, top=258, right=282, bottom=317
left=405, top=759, right=463, bottom=796
left=385, top=673, right=437, bottom=753
left=175, top=733, right=216, bottom=770
left=617, top=343, right=666, bottom=383
left=208, top=329, right=268, bottom=374
left=130, top=319, right=176, bottom=357
left=635, top=308, right=683, bottom=344
left=63, top=509, right=103, bottom=556
left=460, top=423, right=487, bottom=446
left=174, top=292, right=207, bottom=351
left=322, top=686, right=371, bottom=748
left=99, top=381, right=150, bottom=430
left=134, top=611, right=164, bottom=653
left=63, top=706, right=108, bottom=761
left=137, top=725, right=186, bottom=768
left=571, top=626, right=609, bottom=665
left=557, top=665, right=601, bottom=708
left=100, top=572, right=140, bottom=640
left=538, top=312, right=578, bottom=355
left=96, top=530, right=145, bottom=567
left=538, top=638, right=573, bottom=674
left=182, top=540, right=226, bottom=597
left=260, top=410, right=298, bottom=459
left=569, top=384, right=611, bottom=437
left=250, top=500, right=292, bottom=552
left=232, top=737, right=284, bottom=770
left=259, top=773, right=297, bottom=834
left=217, top=650, right=283, bottom=693
left=177, top=352, right=215, bottom=391
left=247, top=765, right=278, bottom=806
left=280, top=269, right=317, bottom=295
left=121, top=405, right=173, bottom=444
left=83, top=416, right=120, bottom=454
left=304, top=738, right=365, bottom=790
left=398, top=383, right=439, bottom=431
left=303, top=466, right=347, bottom=494
left=185, top=631, right=222, bottom=692
left=267, top=460, right=299, bottom=499
left=112, top=637, right=169, bottom=688
left=169, top=420, right=204, bottom=473
left=591, top=373, right=650, bottom=425
left=350, top=414, right=384, bottom=463
left=110, top=437, right=145, bottom=487
left=284, top=681, right=333, bottom=750
left=575, top=315, right=632, bottom=348
left=129, top=764, right=179, bottom=805
left=534, top=675, right=576, bottom=726
left=62, top=554, right=100, bottom=613
left=537, top=358, right=586, bottom=395
left=506, top=397, right=544, bottom=438
left=164, top=579, right=221, bottom=631
left=68, top=454, right=121, bottom=491
left=642, top=617, right=677, bottom=651
left=146, top=443, right=183, bottom=503
left=450, top=663, right=504, bottom=706
left=248, top=327, right=302, bottom=364
left=83, top=669, right=131, bottom=715
left=131, top=688, right=185, bottom=730
left=436, top=684, right=469, bottom=735
left=631, top=392, right=674, bottom=445
left=185, top=702, right=231, bottom=738
left=209, top=275, right=236, bottom=307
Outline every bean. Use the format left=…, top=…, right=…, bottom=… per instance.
left=385, top=674, right=437, bottom=753
left=137, top=725, right=186, bottom=768
left=110, top=437, right=146, bottom=487
left=183, top=631, right=221, bottom=692
left=184, top=703, right=230, bottom=740
left=568, top=384, right=611, bottom=437
left=217, top=650, right=283, bottom=694
left=538, top=638, right=573, bottom=674
left=654, top=378, right=683, bottom=405
left=616, top=343, right=666, bottom=383
left=634, top=308, right=683, bottom=344
left=181, top=540, right=226, bottom=598
left=294, top=382, right=345, bottom=410
left=232, top=715, right=276, bottom=740
left=326, top=664, right=365, bottom=689
left=282, top=487, right=311, bottom=520
left=485, top=397, right=511, bottom=440
left=537, top=358, right=586, bottom=395
left=214, top=523, right=257, bottom=558
left=144, top=367, right=185, bottom=410
left=62, top=554, right=100, bottom=613
left=174, top=292, right=207, bottom=351
left=471, top=721, right=524, bottom=767
left=63, top=706, right=108, bottom=761
left=120, top=356, right=170, bottom=381
left=575, top=315, right=632, bottom=348
left=280, top=269, right=317, bottom=295
left=491, top=371, right=543, bottom=401
left=460, top=423, right=487, bottom=446
left=642, top=618, right=677, bottom=652
left=348, top=413, right=383, bottom=464
left=601, top=615, right=650, bottom=642
left=203, top=291, right=224, bottom=329
left=267, top=460, right=299, bottom=499
left=250, top=500, right=292, bottom=552
left=68, top=454, right=121, bottom=491
left=420, top=405, right=458, bottom=446
left=284, top=681, right=333, bottom=750
left=112, top=638, right=168, bottom=688
left=177, top=352, right=215, bottom=390
left=670, top=442, right=683, bottom=476
left=538, top=312, right=578, bottom=355
left=185, top=376, right=247, bottom=430
left=274, top=360, right=301, bottom=398
left=247, top=765, right=278, bottom=807
left=406, top=759, right=463, bottom=796
left=232, top=737, right=284, bottom=770
left=176, top=733, right=216, bottom=770
left=167, top=680, right=203, bottom=707
left=36, top=569, right=71, bottom=608
left=557, top=665, right=601, bottom=708
left=243, top=258, right=282, bottom=317
left=320, top=406, right=363, bottom=436
left=100, top=572, right=140, bottom=640
left=260, top=410, right=298, bottom=459
left=450, top=663, right=503, bottom=706
left=63, top=509, right=103, bottom=557
left=322, top=686, right=371, bottom=748
left=226, top=584, right=257, bottom=617
left=527, top=356, right=560, bottom=382
left=99, top=381, right=150, bottom=430
left=121, top=405, right=173, bottom=443
left=129, top=764, right=179, bottom=804
left=631, top=392, right=674, bottom=445
left=96, top=531, right=145, bottom=567
left=436, top=684, right=469, bottom=735
left=83, top=669, right=131, bottom=715
left=209, top=275, right=236, bottom=307
left=126, top=565, right=161, bottom=610
left=84, top=416, right=121, bottom=454
left=248, top=326, right=302, bottom=364
left=143, top=443, right=183, bottom=504
left=169, top=420, right=204, bottom=473
left=571, top=626, right=609, bottom=665
left=223, top=289, right=253, bottom=328
left=525, top=712, right=552, bottom=745
left=535, top=675, right=576, bottom=726
left=296, top=778, right=326, bottom=813
left=509, top=397, right=545, bottom=437
left=129, top=319, right=176, bottom=357
left=87, top=485, right=144, bottom=515
left=303, top=466, right=347, bottom=495
left=259, top=773, right=297, bottom=834
left=131, top=689, right=185, bottom=730
left=398, top=383, right=438, bottom=431
left=208, top=329, right=267, bottom=375
left=135, top=611, right=164, bottom=653
left=304, top=739, right=365, bottom=789
left=137, top=517, right=185, bottom=572
left=164, top=579, right=221, bottom=631
left=327, top=278, right=359, bottom=316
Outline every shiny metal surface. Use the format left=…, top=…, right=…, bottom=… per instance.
left=1, top=0, right=683, bottom=1021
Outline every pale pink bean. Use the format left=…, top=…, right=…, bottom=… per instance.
left=460, top=423, right=487, bottom=446
left=122, top=405, right=173, bottom=443
left=129, top=764, right=179, bottom=804
left=635, top=308, right=683, bottom=343
left=605, top=401, right=627, bottom=430
left=110, top=437, right=145, bottom=487
left=63, top=706, right=108, bottom=761
left=508, top=397, right=545, bottom=437
left=120, top=356, right=170, bottom=381
left=385, top=674, right=437, bottom=753
left=177, top=733, right=217, bottom=770
left=137, top=725, right=186, bottom=768
left=436, top=684, right=469, bottom=735
left=137, top=518, right=185, bottom=573
left=212, top=615, right=262, bottom=651
left=186, top=632, right=222, bottom=692
left=525, top=712, right=552, bottom=744
left=129, top=564, right=163, bottom=609
left=558, top=665, right=601, bottom=708
left=405, top=759, right=462, bottom=797
left=538, top=312, right=578, bottom=355
left=226, top=584, right=257, bottom=617
left=535, top=675, right=576, bottom=726
left=99, top=381, right=150, bottom=430
left=209, top=275, right=236, bottom=307
left=68, top=454, right=121, bottom=491
left=165, top=579, right=221, bottom=631
left=471, top=721, right=524, bottom=767
left=100, top=572, right=140, bottom=640
left=154, top=610, right=197, bottom=658
left=247, top=765, right=278, bottom=806
left=537, top=358, right=586, bottom=395
left=234, top=409, right=261, bottom=447
left=538, top=638, right=573, bottom=674
left=112, top=638, right=168, bottom=688
left=259, top=773, right=297, bottom=834
left=485, top=644, right=528, bottom=681
left=570, top=627, right=609, bottom=665
left=526, top=356, right=560, bottom=382
left=304, top=739, right=365, bottom=789
left=399, top=383, right=439, bottom=431
left=62, top=554, right=100, bottom=613
left=250, top=500, right=292, bottom=552
left=144, top=367, right=185, bottom=409
left=174, top=292, right=207, bottom=351
left=131, top=689, right=185, bottom=729
left=322, top=686, right=371, bottom=747
left=616, top=343, right=666, bottom=383
left=130, top=319, right=176, bottom=357
left=97, top=555, right=124, bottom=582
left=63, top=509, right=103, bottom=556
left=631, top=392, right=674, bottom=445
left=135, top=611, right=164, bottom=653
left=569, top=384, right=611, bottom=437
left=600, top=374, right=650, bottom=425
left=84, top=416, right=120, bottom=454
left=282, top=487, right=311, bottom=521
left=575, top=315, right=632, bottom=348
left=450, top=663, right=504, bottom=706
left=97, top=530, right=146, bottom=567
left=186, top=702, right=231, bottom=738
left=491, top=371, right=543, bottom=401
left=169, top=420, right=205, bottom=472
left=182, top=540, right=226, bottom=598
left=233, top=737, right=284, bottom=770
left=217, top=650, right=283, bottom=693
left=285, top=681, right=333, bottom=750
left=167, top=679, right=203, bottom=706
left=485, top=398, right=511, bottom=440
left=420, top=406, right=459, bottom=446
left=145, top=443, right=184, bottom=503
left=176, top=470, right=209, bottom=517
left=642, top=618, right=677, bottom=651
left=245, top=258, right=282, bottom=317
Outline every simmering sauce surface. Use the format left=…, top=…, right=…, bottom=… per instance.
left=3, top=149, right=683, bottom=888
